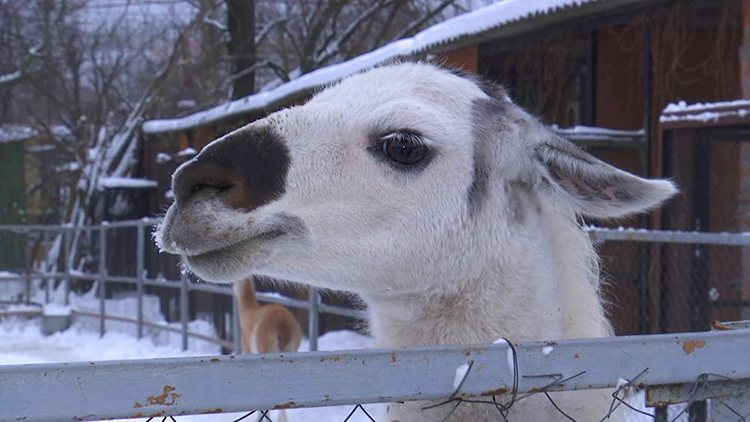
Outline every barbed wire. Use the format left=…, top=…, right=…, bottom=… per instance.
left=129, top=336, right=750, bottom=422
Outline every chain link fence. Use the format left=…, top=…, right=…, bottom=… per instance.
left=590, top=228, right=750, bottom=336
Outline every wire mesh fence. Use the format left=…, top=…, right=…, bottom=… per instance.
left=589, top=228, right=750, bottom=336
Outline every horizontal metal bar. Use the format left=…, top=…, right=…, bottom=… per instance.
left=0, top=218, right=162, bottom=233
left=72, top=310, right=233, bottom=350
left=6, top=223, right=750, bottom=246
left=0, top=272, right=365, bottom=318
left=586, top=227, right=750, bottom=245
left=2, top=329, right=748, bottom=421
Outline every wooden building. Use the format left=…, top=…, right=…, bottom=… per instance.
left=141, top=0, right=750, bottom=336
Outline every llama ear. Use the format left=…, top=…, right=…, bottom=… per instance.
left=532, top=134, right=677, bottom=219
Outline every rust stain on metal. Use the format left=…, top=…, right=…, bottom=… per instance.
left=462, top=348, right=484, bottom=357
left=711, top=321, right=733, bottom=331
left=147, top=385, right=180, bottom=406
left=320, top=357, right=325, bottom=363
left=199, top=408, right=224, bottom=414
left=210, top=358, right=220, bottom=363
left=480, top=387, right=509, bottom=396
left=391, top=353, right=397, bottom=363
left=134, top=402, right=143, bottom=409
left=273, top=402, right=305, bottom=409
left=682, top=340, right=706, bottom=355
left=574, top=353, right=580, bottom=359
left=332, top=356, right=340, bottom=362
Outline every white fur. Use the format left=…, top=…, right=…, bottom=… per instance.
left=157, top=62, right=676, bottom=421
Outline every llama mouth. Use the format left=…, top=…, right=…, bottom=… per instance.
left=187, top=229, right=286, bottom=262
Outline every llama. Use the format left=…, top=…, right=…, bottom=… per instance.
left=235, top=277, right=302, bottom=354
left=155, top=62, right=676, bottom=421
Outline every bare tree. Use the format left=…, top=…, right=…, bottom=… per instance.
left=251, top=0, right=459, bottom=90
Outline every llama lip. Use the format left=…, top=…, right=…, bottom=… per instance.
left=187, top=229, right=286, bottom=260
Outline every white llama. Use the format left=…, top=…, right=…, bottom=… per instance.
left=156, top=62, right=676, bottom=421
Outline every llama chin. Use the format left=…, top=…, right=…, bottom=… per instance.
left=157, top=62, right=676, bottom=421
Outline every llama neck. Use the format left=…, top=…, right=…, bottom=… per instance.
left=361, top=207, right=609, bottom=348
left=235, top=278, right=260, bottom=310
left=362, top=263, right=565, bottom=348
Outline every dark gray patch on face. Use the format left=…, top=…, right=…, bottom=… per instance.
left=173, top=126, right=290, bottom=211
left=468, top=98, right=499, bottom=216
left=440, top=64, right=512, bottom=104
left=466, top=77, right=515, bottom=216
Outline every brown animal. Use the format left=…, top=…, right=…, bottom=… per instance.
left=234, top=277, right=302, bottom=354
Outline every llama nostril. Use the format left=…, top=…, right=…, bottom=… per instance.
left=191, top=183, right=233, bottom=195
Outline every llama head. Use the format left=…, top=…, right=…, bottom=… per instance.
left=156, top=62, right=676, bottom=295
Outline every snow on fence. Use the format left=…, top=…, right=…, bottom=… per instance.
left=2, top=324, right=750, bottom=421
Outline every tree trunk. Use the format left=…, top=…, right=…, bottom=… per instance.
left=227, top=0, right=256, bottom=99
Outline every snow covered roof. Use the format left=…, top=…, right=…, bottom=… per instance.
left=99, top=177, right=158, bottom=189
left=143, top=0, right=650, bottom=135
left=0, top=124, right=74, bottom=145
left=553, top=125, right=645, bottom=144
left=660, top=99, right=750, bottom=129
left=0, top=124, right=35, bottom=144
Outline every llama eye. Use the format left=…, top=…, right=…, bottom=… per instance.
left=382, top=132, right=427, bottom=165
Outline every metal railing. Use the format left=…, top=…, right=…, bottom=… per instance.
left=0, top=219, right=366, bottom=353
left=2, top=323, right=749, bottom=421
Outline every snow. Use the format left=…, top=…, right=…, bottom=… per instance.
left=453, top=363, right=471, bottom=390
left=176, top=147, right=197, bottom=157
left=177, top=99, right=198, bottom=109
left=43, top=303, right=71, bottom=316
left=663, top=99, right=750, bottom=113
left=156, top=152, right=173, bottom=163
left=0, top=124, right=74, bottom=144
left=0, top=70, right=22, bottom=86
left=553, top=125, right=645, bottom=141
left=660, top=99, right=750, bottom=124
left=99, top=176, right=158, bottom=189
left=542, top=345, right=554, bottom=355
left=0, top=124, right=35, bottom=144
left=143, top=0, right=612, bottom=135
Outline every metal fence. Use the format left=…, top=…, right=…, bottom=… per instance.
left=3, top=222, right=750, bottom=421
left=2, top=323, right=749, bottom=422
left=0, top=219, right=365, bottom=353
left=589, top=227, right=750, bottom=336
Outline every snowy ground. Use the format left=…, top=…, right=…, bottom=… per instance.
left=0, top=279, right=680, bottom=422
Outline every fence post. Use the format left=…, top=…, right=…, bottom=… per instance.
left=308, top=287, right=320, bottom=352
left=63, top=227, right=71, bottom=306
left=136, top=221, right=144, bottom=339
left=180, top=271, right=189, bottom=351
left=233, top=295, right=241, bottom=354
left=24, top=230, right=31, bottom=305
left=99, top=224, right=108, bottom=338
left=43, top=230, right=50, bottom=304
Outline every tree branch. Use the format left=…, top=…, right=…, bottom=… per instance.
left=0, top=41, right=44, bottom=88
left=255, top=17, right=286, bottom=45
left=391, top=0, right=456, bottom=41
